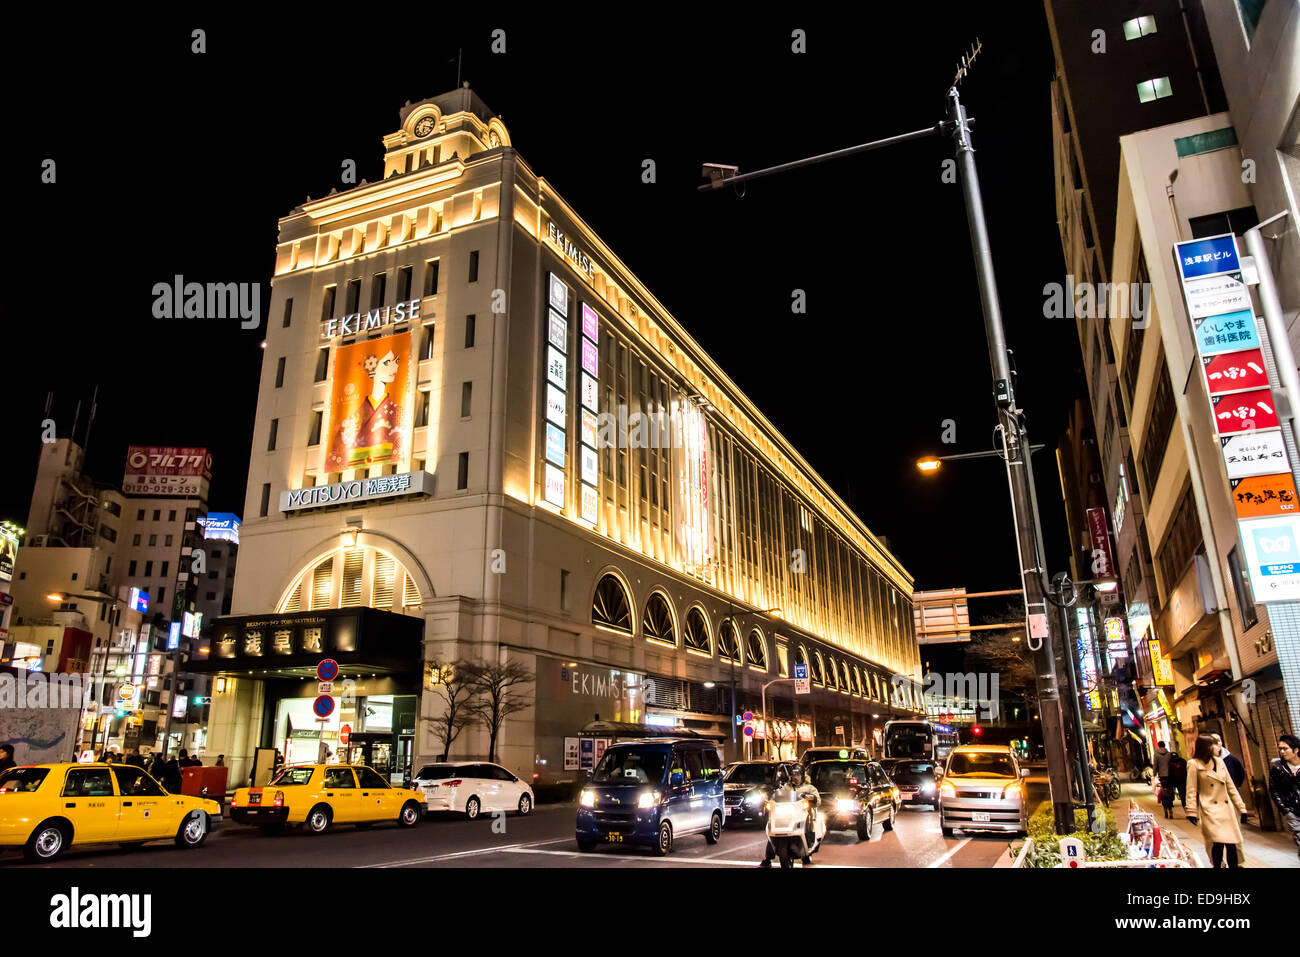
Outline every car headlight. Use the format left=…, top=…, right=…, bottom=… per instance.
left=579, top=789, right=595, bottom=807
left=745, top=792, right=761, bottom=806
left=939, top=780, right=957, bottom=797
left=921, top=783, right=935, bottom=794
left=836, top=798, right=856, bottom=812
left=1002, top=782, right=1023, bottom=799
left=638, top=791, right=660, bottom=808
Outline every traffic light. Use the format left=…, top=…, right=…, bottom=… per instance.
left=972, top=726, right=983, bottom=737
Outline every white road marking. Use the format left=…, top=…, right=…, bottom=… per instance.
left=359, top=836, right=573, bottom=868
left=927, top=837, right=972, bottom=867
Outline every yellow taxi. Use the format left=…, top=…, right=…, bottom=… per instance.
left=0, top=763, right=222, bottom=862
left=230, top=764, right=425, bottom=834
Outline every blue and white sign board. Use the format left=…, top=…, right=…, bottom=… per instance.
left=1182, top=272, right=1252, bottom=320
left=1195, top=310, right=1260, bottom=356
left=1175, top=234, right=1239, bottom=280
left=793, top=663, right=810, bottom=695
left=1239, top=514, right=1300, bottom=603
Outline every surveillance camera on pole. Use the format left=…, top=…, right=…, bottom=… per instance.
left=700, top=163, right=740, bottom=189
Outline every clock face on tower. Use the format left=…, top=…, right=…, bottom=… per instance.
left=488, top=130, right=501, bottom=148
left=414, top=115, right=436, bottom=138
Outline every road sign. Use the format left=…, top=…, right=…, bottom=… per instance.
left=835, top=726, right=845, bottom=736
left=313, top=694, right=335, bottom=718
left=742, top=711, right=754, bottom=722
left=743, top=725, right=754, bottom=737
left=793, top=663, right=810, bottom=694
left=317, top=681, right=334, bottom=695
left=317, top=659, right=339, bottom=682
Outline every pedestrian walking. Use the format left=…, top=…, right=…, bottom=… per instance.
left=1211, top=732, right=1247, bottom=790
left=0, top=744, right=16, bottom=773
left=161, top=755, right=183, bottom=793
left=215, top=754, right=225, bottom=767
left=1186, top=733, right=1248, bottom=869
left=1167, top=751, right=1188, bottom=811
left=1268, top=733, right=1300, bottom=862
left=1154, top=741, right=1172, bottom=778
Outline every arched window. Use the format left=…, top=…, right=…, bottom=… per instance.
left=591, top=574, right=633, bottom=634
left=840, top=661, right=852, bottom=694
left=794, top=645, right=808, bottom=675
left=811, top=651, right=825, bottom=686
left=278, top=545, right=421, bottom=614
left=643, top=593, right=676, bottom=646
left=825, top=656, right=838, bottom=690
left=718, top=619, right=741, bottom=662
left=684, top=608, right=711, bottom=654
left=853, top=666, right=864, bottom=696
left=746, top=630, right=767, bottom=670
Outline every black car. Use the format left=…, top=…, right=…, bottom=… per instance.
left=806, top=759, right=899, bottom=841
left=799, top=746, right=871, bottom=767
left=881, top=758, right=939, bottom=809
left=722, top=761, right=798, bottom=825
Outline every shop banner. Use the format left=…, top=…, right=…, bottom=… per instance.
left=324, top=331, right=415, bottom=471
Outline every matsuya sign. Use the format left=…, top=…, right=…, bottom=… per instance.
left=280, top=471, right=431, bottom=512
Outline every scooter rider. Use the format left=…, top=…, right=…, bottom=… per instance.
left=759, top=764, right=821, bottom=867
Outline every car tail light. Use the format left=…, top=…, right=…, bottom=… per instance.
left=445, top=779, right=462, bottom=787
left=848, top=777, right=859, bottom=786
left=273, top=790, right=285, bottom=807
left=230, top=792, right=240, bottom=807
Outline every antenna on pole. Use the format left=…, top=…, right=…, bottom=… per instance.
left=83, top=385, right=99, bottom=460
left=952, top=37, right=983, bottom=88
left=456, top=48, right=462, bottom=89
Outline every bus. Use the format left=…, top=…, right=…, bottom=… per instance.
left=883, top=720, right=960, bottom=761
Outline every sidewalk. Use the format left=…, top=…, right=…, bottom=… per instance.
left=1113, top=780, right=1299, bottom=868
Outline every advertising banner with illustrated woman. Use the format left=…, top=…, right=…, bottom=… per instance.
left=325, top=331, right=415, bottom=471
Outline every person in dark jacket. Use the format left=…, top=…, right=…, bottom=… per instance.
left=1167, top=752, right=1188, bottom=811
left=161, top=756, right=183, bottom=793
left=1269, top=734, right=1300, bottom=861
left=1211, top=733, right=1247, bottom=790
left=0, top=744, right=16, bottom=773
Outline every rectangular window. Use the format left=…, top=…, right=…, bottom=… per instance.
left=136, top=509, right=145, bottom=521
left=370, top=272, right=387, bottom=310
left=259, top=483, right=271, bottom=517
left=315, top=347, right=330, bottom=382
left=320, top=285, right=336, bottom=322
left=308, top=410, right=323, bottom=446
left=468, top=250, right=479, bottom=283
left=164, top=535, right=173, bottom=547
left=282, top=297, right=293, bottom=328
left=1228, top=546, right=1260, bottom=631
left=424, top=259, right=440, bottom=296
left=1137, top=76, right=1173, bottom=103
left=145, top=561, right=154, bottom=577
left=461, top=382, right=472, bottom=418
left=1155, top=483, right=1203, bottom=593
left=152, top=510, right=161, bottom=522
left=457, top=452, right=469, bottom=490
left=157, top=587, right=166, bottom=607
left=415, top=390, right=430, bottom=428
left=149, top=534, right=157, bottom=546
left=168, top=510, right=176, bottom=522
left=420, top=324, right=435, bottom=360
left=561, top=569, right=571, bottom=611
left=1139, top=348, right=1175, bottom=489
left=345, top=278, right=361, bottom=313
left=129, top=560, right=137, bottom=576
left=465, top=314, right=476, bottom=348
left=133, top=534, right=141, bottom=546
left=275, top=356, right=286, bottom=388
left=1122, top=15, right=1157, bottom=39
left=268, top=418, right=279, bottom=451
left=396, top=265, right=413, bottom=302
left=161, top=561, right=169, bottom=578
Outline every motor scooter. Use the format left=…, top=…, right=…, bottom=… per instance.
left=765, top=795, right=827, bottom=868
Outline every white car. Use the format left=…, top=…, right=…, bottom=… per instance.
left=413, top=762, right=534, bottom=818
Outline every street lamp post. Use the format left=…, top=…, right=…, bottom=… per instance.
left=47, top=591, right=128, bottom=758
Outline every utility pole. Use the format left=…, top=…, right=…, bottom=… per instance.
left=699, top=50, right=1078, bottom=832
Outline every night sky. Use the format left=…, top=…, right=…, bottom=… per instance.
left=4, top=5, right=1087, bottom=595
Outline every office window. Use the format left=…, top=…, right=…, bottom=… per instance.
left=260, top=483, right=271, bottom=517
left=308, top=410, right=323, bottom=446
left=1228, top=546, right=1260, bottom=631
left=420, top=324, right=435, bottom=360
left=468, top=250, right=479, bottom=283
left=145, top=561, right=154, bottom=577
left=414, top=458, right=426, bottom=473
left=315, top=347, right=329, bottom=382
left=1188, top=206, right=1260, bottom=239
left=396, top=265, right=413, bottom=301
left=282, top=297, right=293, bottom=328
left=1156, top=483, right=1202, bottom=591
left=345, top=278, right=361, bottom=313
left=152, top=510, right=161, bottom=522
left=164, top=535, right=173, bottom=547
left=560, top=569, right=571, bottom=612
left=161, top=561, right=169, bottom=578
left=133, top=534, right=141, bottom=546
left=206, top=591, right=217, bottom=601
left=136, top=509, right=145, bottom=521
left=149, top=534, right=157, bottom=546
left=268, top=418, right=279, bottom=451
left=424, top=259, right=440, bottom=296
left=415, top=390, right=431, bottom=428
left=461, top=382, right=473, bottom=417
left=370, top=272, right=387, bottom=311
left=1137, top=77, right=1172, bottom=103
left=157, top=587, right=165, bottom=607
left=275, top=356, right=286, bottom=388
left=168, top=510, right=176, bottom=522
left=457, top=452, right=469, bottom=490
left=1122, top=15, right=1156, bottom=39
left=128, top=560, right=137, bottom=576
left=321, top=285, right=336, bottom=322
left=1139, top=349, right=1175, bottom=489
left=465, top=314, right=476, bottom=348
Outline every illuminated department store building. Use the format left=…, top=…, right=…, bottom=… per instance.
left=198, top=87, right=923, bottom=787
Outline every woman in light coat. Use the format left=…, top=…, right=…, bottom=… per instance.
left=1186, top=733, right=1248, bottom=868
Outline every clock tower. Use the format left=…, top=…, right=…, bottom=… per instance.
left=381, top=85, right=511, bottom=179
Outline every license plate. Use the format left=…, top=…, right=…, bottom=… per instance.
left=605, top=832, right=623, bottom=843
left=972, top=812, right=991, bottom=823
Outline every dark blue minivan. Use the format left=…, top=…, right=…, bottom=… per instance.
left=576, top=739, right=725, bottom=855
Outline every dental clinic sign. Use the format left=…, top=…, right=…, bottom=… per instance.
left=1175, top=233, right=1300, bottom=602
left=280, top=470, right=431, bottom=513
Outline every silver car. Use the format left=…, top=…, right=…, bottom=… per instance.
left=937, top=745, right=1028, bottom=836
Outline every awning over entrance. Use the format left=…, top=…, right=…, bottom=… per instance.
left=189, top=607, right=423, bottom=678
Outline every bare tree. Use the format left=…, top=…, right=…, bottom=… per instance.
left=462, top=659, right=535, bottom=762
left=963, top=601, right=1038, bottom=708
left=425, top=658, right=476, bottom=761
